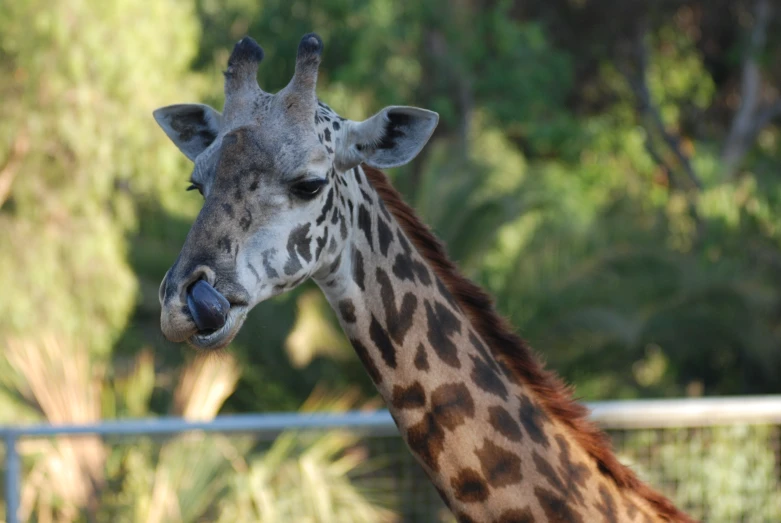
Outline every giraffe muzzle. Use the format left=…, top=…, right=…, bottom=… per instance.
left=186, top=280, right=231, bottom=333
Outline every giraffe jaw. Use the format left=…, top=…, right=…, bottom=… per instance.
left=188, top=304, right=249, bottom=351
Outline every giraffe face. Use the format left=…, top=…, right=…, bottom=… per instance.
left=154, top=34, right=437, bottom=350
left=156, top=117, right=340, bottom=350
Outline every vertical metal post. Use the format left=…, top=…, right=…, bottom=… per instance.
left=4, top=432, right=20, bottom=523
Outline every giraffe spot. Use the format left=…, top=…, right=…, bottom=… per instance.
left=376, top=267, right=417, bottom=344
left=488, top=406, right=523, bottom=442
left=392, top=253, right=415, bottom=281
left=239, top=207, right=252, bottom=231
left=413, top=263, right=431, bottom=285
left=424, top=300, right=462, bottom=368
left=414, top=343, right=429, bottom=371
left=247, top=263, right=261, bottom=283
left=331, top=207, right=340, bottom=225
left=494, top=508, right=536, bottom=523
left=352, top=248, right=365, bottom=291
left=369, top=314, right=397, bottom=368
left=379, top=199, right=392, bottom=221
left=533, top=448, right=586, bottom=507
left=625, top=500, right=639, bottom=519
left=451, top=468, right=489, bottom=503
left=532, top=452, right=564, bottom=492
left=221, top=202, right=234, bottom=218
left=595, top=484, right=619, bottom=523
left=391, top=381, right=426, bottom=410
left=406, top=412, right=445, bottom=471
left=217, top=235, right=232, bottom=255
left=328, top=253, right=342, bottom=273
left=469, top=331, right=501, bottom=373
left=360, top=188, right=373, bottom=204
left=475, top=439, right=522, bottom=488
left=519, top=396, right=550, bottom=448
left=339, top=211, right=348, bottom=240
left=533, top=451, right=566, bottom=493
left=554, top=435, right=591, bottom=491
left=324, top=127, right=331, bottom=142
left=338, top=299, right=356, bottom=323
left=470, top=354, right=508, bottom=400
left=316, top=188, right=334, bottom=226
left=377, top=217, right=394, bottom=256
left=347, top=199, right=354, bottom=222
left=357, top=204, right=373, bottom=250
left=328, top=235, right=338, bottom=254
left=349, top=338, right=382, bottom=384
left=262, top=248, right=279, bottom=279
left=333, top=120, right=340, bottom=130
left=325, top=145, right=333, bottom=154
left=406, top=383, right=475, bottom=472
left=534, top=487, right=584, bottom=523
left=431, top=382, right=475, bottom=430
left=283, top=223, right=312, bottom=275
left=353, top=167, right=362, bottom=184
left=393, top=231, right=431, bottom=283
left=392, top=251, right=432, bottom=286
left=315, top=229, right=328, bottom=260
left=249, top=179, right=259, bottom=191
left=436, top=277, right=459, bottom=310
left=398, top=230, right=412, bottom=252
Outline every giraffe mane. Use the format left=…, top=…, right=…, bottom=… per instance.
left=363, top=165, right=694, bottom=522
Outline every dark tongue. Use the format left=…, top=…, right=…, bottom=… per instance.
left=187, top=280, right=230, bottom=332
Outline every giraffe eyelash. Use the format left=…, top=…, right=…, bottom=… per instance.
left=290, top=178, right=327, bottom=200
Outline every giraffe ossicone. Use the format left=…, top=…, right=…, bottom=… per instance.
left=155, top=33, right=694, bottom=522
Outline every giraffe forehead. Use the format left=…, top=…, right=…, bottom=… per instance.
left=213, top=98, right=344, bottom=177
left=210, top=124, right=328, bottom=188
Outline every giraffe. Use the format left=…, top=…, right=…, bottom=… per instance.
left=155, top=34, right=694, bottom=522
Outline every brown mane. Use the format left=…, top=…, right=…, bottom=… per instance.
left=363, top=165, right=693, bottom=522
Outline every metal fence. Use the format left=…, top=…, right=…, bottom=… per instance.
left=2, top=396, right=781, bottom=522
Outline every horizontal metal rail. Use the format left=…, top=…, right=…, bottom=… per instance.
left=589, top=395, right=781, bottom=429
left=1, top=395, right=781, bottom=439
left=0, top=410, right=397, bottom=440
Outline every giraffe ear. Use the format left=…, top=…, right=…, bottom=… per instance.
left=337, top=106, right=439, bottom=170
left=153, top=103, right=223, bottom=161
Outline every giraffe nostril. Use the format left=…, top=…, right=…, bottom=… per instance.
left=186, top=280, right=231, bottom=332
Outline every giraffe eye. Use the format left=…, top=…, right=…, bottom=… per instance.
left=291, top=178, right=327, bottom=200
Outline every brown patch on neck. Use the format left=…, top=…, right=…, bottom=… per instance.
left=363, top=165, right=693, bottom=523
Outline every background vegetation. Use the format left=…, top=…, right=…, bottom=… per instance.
left=2, top=0, right=781, bottom=521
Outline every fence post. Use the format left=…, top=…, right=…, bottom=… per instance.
left=4, top=432, right=19, bottom=523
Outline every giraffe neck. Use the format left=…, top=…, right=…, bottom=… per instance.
left=314, top=165, right=690, bottom=523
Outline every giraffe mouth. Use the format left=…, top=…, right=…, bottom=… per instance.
left=188, top=304, right=249, bottom=350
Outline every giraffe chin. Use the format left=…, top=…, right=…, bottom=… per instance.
left=187, top=305, right=248, bottom=351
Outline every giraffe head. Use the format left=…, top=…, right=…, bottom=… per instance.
left=155, top=34, right=438, bottom=350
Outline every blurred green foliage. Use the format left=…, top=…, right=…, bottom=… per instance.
left=2, top=0, right=781, bottom=520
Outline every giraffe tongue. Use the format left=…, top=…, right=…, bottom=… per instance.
left=186, top=280, right=231, bottom=333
